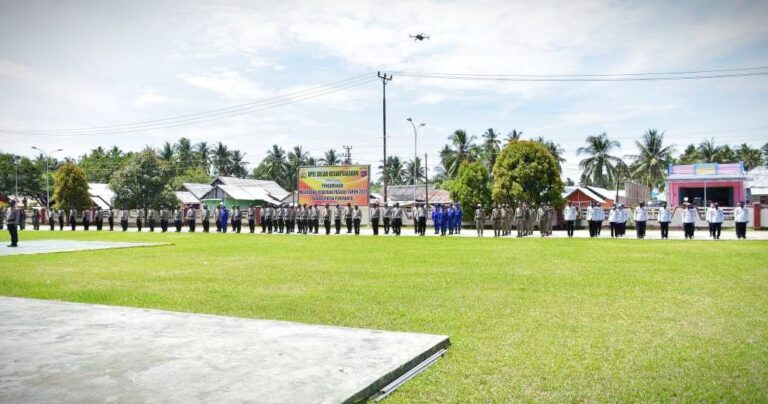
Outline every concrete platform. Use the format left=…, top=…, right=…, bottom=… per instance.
left=0, top=240, right=165, bottom=256
left=0, top=297, right=449, bottom=403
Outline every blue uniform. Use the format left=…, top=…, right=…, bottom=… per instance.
left=454, top=205, right=463, bottom=233
left=432, top=208, right=440, bottom=234
left=438, top=209, right=448, bottom=235
left=447, top=209, right=456, bottom=234
left=219, top=207, right=229, bottom=233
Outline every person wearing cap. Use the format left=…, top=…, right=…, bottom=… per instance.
left=344, top=203, right=353, bottom=234
left=370, top=202, right=381, bottom=235
left=147, top=206, right=157, bottom=232
left=734, top=201, right=749, bottom=239
left=331, top=204, right=340, bottom=234
left=710, top=202, right=723, bottom=240
left=57, top=207, right=65, bottom=231
left=562, top=202, right=577, bottom=238
left=681, top=202, right=696, bottom=239
left=382, top=203, right=392, bottom=234
left=436, top=204, right=446, bottom=236
left=312, top=204, right=321, bottom=234
left=391, top=202, right=403, bottom=235
left=474, top=204, right=485, bottom=237
left=172, top=206, right=182, bottom=232
left=607, top=204, right=618, bottom=238
left=431, top=204, right=440, bottom=234
left=706, top=201, right=716, bottom=238
left=322, top=203, right=331, bottom=235
left=0, top=207, right=5, bottom=230
left=45, top=207, right=54, bottom=231
left=246, top=204, right=255, bottom=233
left=658, top=202, right=671, bottom=239
left=136, top=207, right=145, bottom=232
left=120, top=207, right=130, bottom=231
left=186, top=205, right=197, bottom=233
left=352, top=204, right=362, bottom=235
left=6, top=200, right=19, bottom=247
left=585, top=202, right=596, bottom=237
left=160, top=205, right=170, bottom=232
left=218, top=204, right=229, bottom=233
left=634, top=202, right=648, bottom=239
left=455, top=202, right=463, bottom=234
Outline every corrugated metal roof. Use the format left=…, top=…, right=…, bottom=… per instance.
left=88, top=183, right=114, bottom=208
left=564, top=187, right=606, bottom=203
left=747, top=166, right=768, bottom=189
left=182, top=183, right=212, bottom=199
left=175, top=191, right=200, bottom=204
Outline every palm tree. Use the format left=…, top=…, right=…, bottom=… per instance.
left=107, top=146, right=124, bottom=159
left=626, top=129, right=675, bottom=190
left=404, top=157, right=426, bottom=185
left=194, top=142, right=212, bottom=174
left=697, top=139, right=719, bottom=162
left=212, top=142, right=232, bottom=176
left=174, top=137, right=193, bottom=168
left=532, top=136, right=566, bottom=172
left=440, top=129, right=479, bottom=178
left=482, top=128, right=502, bottom=170
left=159, top=142, right=174, bottom=161
left=718, top=144, right=736, bottom=163
left=737, top=143, right=762, bottom=170
left=678, top=144, right=699, bottom=164
left=378, top=156, right=406, bottom=185
left=263, top=145, right=288, bottom=187
left=577, top=132, right=622, bottom=188
left=763, top=142, right=768, bottom=165
left=505, top=129, right=523, bottom=143
left=320, top=149, right=340, bottom=165
left=229, top=150, right=249, bottom=178
left=286, top=146, right=310, bottom=191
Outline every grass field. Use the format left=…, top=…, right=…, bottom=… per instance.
left=1, top=230, right=767, bottom=402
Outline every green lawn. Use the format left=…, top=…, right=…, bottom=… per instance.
left=1, top=230, right=767, bottom=402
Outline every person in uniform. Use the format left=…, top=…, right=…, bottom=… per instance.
left=706, top=201, right=716, bottom=238
left=322, top=204, right=332, bottom=235
left=173, top=207, right=182, bottom=232
left=31, top=208, right=40, bottom=230
left=94, top=206, right=102, bottom=231
left=586, top=202, right=596, bottom=237
left=187, top=205, right=197, bottom=233
left=266, top=204, right=274, bottom=233
left=82, top=207, right=91, bottom=231
left=562, top=202, right=577, bottom=238
left=312, top=204, right=321, bottom=234
left=658, top=202, right=671, bottom=239
left=214, top=205, right=221, bottom=232
left=147, top=207, right=157, bottom=232
left=500, top=204, right=509, bottom=236
left=0, top=207, right=5, bottom=230
left=45, top=208, right=54, bottom=231
left=711, top=202, right=723, bottom=240
left=432, top=204, right=440, bottom=234
left=418, top=203, right=427, bottom=236
left=382, top=203, right=391, bottom=234
left=57, top=208, right=65, bottom=231
left=440, top=204, right=450, bottom=236
left=200, top=206, right=209, bottom=233
left=6, top=200, right=18, bottom=247
left=334, top=204, right=342, bottom=234
left=734, top=201, right=749, bottom=239
left=160, top=205, right=170, bottom=232
left=595, top=203, right=605, bottom=236
left=107, top=208, right=115, bottom=231
left=246, top=205, right=255, bottom=233
left=455, top=203, right=463, bottom=234
left=219, top=204, right=229, bottom=233
left=617, top=204, right=628, bottom=237
left=370, top=203, right=380, bottom=235
left=513, top=203, right=524, bottom=237
left=491, top=204, right=501, bottom=237
left=634, top=201, right=648, bottom=239
left=447, top=205, right=456, bottom=235
left=277, top=204, right=285, bottom=233
left=344, top=203, right=353, bottom=234
left=136, top=207, right=145, bottom=232
left=682, top=202, right=696, bottom=239
left=474, top=204, right=485, bottom=237
left=608, top=205, right=618, bottom=238
left=392, top=203, right=403, bottom=235
left=538, top=204, right=548, bottom=237
left=352, top=205, right=362, bottom=235
left=236, top=205, right=244, bottom=233
left=288, top=205, right=296, bottom=233
left=69, top=207, right=77, bottom=231
left=120, top=207, right=130, bottom=231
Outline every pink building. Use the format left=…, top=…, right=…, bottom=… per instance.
left=666, top=162, right=746, bottom=207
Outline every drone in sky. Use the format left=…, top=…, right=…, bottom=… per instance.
left=409, top=33, right=430, bottom=41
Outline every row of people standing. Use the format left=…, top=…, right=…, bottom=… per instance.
left=216, top=203, right=365, bottom=235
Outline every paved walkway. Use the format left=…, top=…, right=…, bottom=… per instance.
left=9, top=226, right=767, bottom=241
left=0, top=240, right=164, bottom=256
left=0, top=297, right=448, bottom=403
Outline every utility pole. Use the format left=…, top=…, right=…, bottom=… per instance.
left=342, top=145, right=352, bottom=165
left=424, top=153, right=429, bottom=207
left=13, top=155, right=19, bottom=197
left=378, top=71, right=392, bottom=202
left=406, top=118, right=425, bottom=206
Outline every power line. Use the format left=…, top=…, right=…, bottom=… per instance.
left=396, top=71, right=768, bottom=82
left=393, top=65, right=768, bottom=78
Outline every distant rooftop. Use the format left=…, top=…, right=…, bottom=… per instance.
left=668, top=162, right=746, bottom=180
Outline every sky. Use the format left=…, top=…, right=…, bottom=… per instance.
left=1, top=0, right=768, bottom=181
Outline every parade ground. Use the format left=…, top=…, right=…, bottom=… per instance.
left=1, top=230, right=767, bottom=402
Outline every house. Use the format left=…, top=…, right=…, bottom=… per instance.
left=384, top=185, right=452, bottom=207
left=563, top=186, right=624, bottom=208
left=666, top=162, right=746, bottom=207
left=174, top=183, right=213, bottom=208
left=200, top=176, right=289, bottom=209
left=746, top=166, right=768, bottom=204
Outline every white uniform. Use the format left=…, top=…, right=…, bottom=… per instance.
left=634, top=206, right=647, bottom=222
left=563, top=206, right=577, bottom=221
left=734, top=206, right=749, bottom=223
left=658, top=207, right=671, bottom=222
left=682, top=208, right=697, bottom=223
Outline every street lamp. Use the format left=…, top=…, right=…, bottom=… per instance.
left=406, top=118, right=425, bottom=206
left=31, top=147, right=63, bottom=211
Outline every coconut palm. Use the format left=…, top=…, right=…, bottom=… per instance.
left=194, top=142, right=212, bottom=174
left=378, top=156, right=406, bottom=185
left=159, top=141, right=174, bottom=161
left=285, top=146, right=310, bottom=190
left=717, top=144, right=736, bottom=163
left=404, top=157, right=426, bottom=185
left=677, top=144, right=699, bottom=164
left=505, top=129, right=523, bottom=143
left=263, top=145, right=288, bottom=187
left=212, top=142, right=232, bottom=176
left=321, top=149, right=341, bottom=166
left=577, top=132, right=622, bottom=188
left=440, top=129, right=479, bottom=179
left=481, top=128, right=502, bottom=170
left=230, top=150, right=249, bottom=178
left=737, top=144, right=762, bottom=170
left=174, top=137, right=193, bottom=168
left=627, top=129, right=676, bottom=190
left=697, top=139, right=719, bottom=162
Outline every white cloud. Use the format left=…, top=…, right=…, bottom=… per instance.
left=134, top=90, right=172, bottom=109
left=179, top=69, right=267, bottom=100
